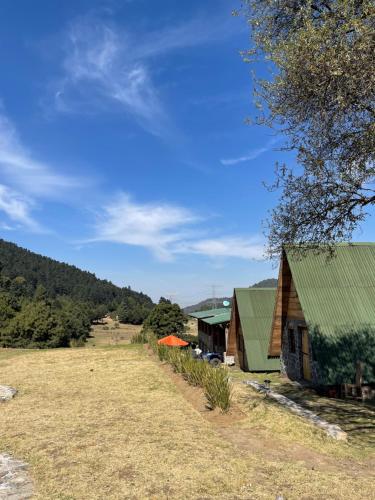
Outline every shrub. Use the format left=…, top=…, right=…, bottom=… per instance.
left=168, top=348, right=188, bottom=374
left=203, top=366, right=232, bottom=412
left=148, top=338, right=232, bottom=412
left=148, top=332, right=158, bottom=352
left=157, top=344, right=170, bottom=362
left=183, top=357, right=210, bottom=387
left=70, top=337, right=86, bottom=348
left=130, top=330, right=149, bottom=344
left=102, top=325, right=109, bottom=330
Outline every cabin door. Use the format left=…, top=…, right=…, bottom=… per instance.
left=300, top=327, right=311, bottom=381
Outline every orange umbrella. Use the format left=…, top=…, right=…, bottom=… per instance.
left=157, top=335, right=189, bottom=347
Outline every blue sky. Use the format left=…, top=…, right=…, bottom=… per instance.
left=0, top=1, right=373, bottom=306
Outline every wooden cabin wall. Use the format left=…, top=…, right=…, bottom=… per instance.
left=287, top=279, right=304, bottom=320
left=226, top=295, right=238, bottom=358
left=269, top=252, right=291, bottom=356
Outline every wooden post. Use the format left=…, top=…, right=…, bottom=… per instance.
left=356, top=361, right=363, bottom=399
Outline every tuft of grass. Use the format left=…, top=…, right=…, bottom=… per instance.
left=204, top=366, right=232, bottom=412
left=183, top=356, right=210, bottom=387
left=130, top=330, right=149, bottom=344
left=70, top=337, right=86, bottom=348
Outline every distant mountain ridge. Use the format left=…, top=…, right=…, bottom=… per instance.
left=251, top=278, right=278, bottom=288
left=183, top=278, right=278, bottom=313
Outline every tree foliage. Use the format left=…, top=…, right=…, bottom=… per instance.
left=241, top=1, right=375, bottom=257
left=116, top=296, right=151, bottom=325
left=0, top=238, right=154, bottom=325
left=2, top=300, right=70, bottom=348
left=0, top=276, right=93, bottom=348
left=0, top=239, right=155, bottom=348
left=143, top=298, right=187, bottom=338
left=311, top=326, right=375, bottom=385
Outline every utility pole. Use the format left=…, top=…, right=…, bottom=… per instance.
left=211, top=285, right=218, bottom=309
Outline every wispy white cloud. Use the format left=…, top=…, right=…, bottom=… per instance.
left=220, top=138, right=279, bottom=166
left=91, top=194, right=199, bottom=261
left=175, top=237, right=265, bottom=260
left=133, top=15, right=237, bottom=60
left=54, top=11, right=239, bottom=137
left=0, top=110, right=82, bottom=231
left=0, top=184, right=40, bottom=231
left=0, top=113, right=80, bottom=197
left=56, top=18, right=168, bottom=137
left=91, top=193, right=265, bottom=262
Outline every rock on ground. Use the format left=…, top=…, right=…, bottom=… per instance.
left=0, top=386, right=17, bottom=402
left=0, top=454, right=33, bottom=499
left=0, top=386, right=33, bottom=498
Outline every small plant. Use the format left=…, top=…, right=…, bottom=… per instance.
left=183, top=357, right=210, bottom=387
left=168, top=348, right=186, bottom=373
left=114, top=322, right=120, bottom=329
left=157, top=344, right=169, bottom=362
left=130, top=330, right=149, bottom=344
left=102, top=325, right=109, bottom=331
left=70, top=337, right=86, bottom=348
left=203, top=366, right=232, bottom=412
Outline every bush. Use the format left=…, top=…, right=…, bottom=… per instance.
left=130, top=330, right=149, bottom=344
left=149, top=338, right=232, bottom=412
left=168, top=348, right=188, bottom=374
left=183, top=357, right=210, bottom=387
left=102, top=325, right=109, bottom=330
left=70, top=337, right=86, bottom=348
left=204, top=366, right=232, bottom=412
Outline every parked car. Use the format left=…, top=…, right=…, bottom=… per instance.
left=202, top=352, right=223, bottom=367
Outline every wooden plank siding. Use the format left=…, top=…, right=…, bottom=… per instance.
left=226, top=294, right=239, bottom=362
left=269, top=251, right=304, bottom=356
left=269, top=252, right=289, bottom=356
left=287, top=279, right=305, bottom=320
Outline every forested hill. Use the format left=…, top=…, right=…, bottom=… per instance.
left=0, top=239, right=153, bottom=309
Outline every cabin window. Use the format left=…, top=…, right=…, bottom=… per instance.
left=288, top=329, right=296, bottom=353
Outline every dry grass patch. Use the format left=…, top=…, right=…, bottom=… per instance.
left=0, top=347, right=373, bottom=499
left=230, top=368, right=375, bottom=456
left=87, top=322, right=142, bottom=347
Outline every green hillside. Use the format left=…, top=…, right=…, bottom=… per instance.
left=0, top=239, right=154, bottom=348
left=0, top=239, right=153, bottom=309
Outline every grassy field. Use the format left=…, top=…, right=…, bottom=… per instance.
left=0, top=342, right=374, bottom=499
left=86, top=319, right=142, bottom=347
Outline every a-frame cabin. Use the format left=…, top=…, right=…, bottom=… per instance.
left=269, top=243, right=375, bottom=386
left=227, top=288, right=279, bottom=372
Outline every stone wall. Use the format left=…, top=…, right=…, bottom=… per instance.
left=281, top=320, right=320, bottom=385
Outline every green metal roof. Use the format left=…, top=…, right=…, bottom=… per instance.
left=235, top=288, right=280, bottom=371
left=285, top=243, right=375, bottom=337
left=188, top=307, right=230, bottom=319
left=201, top=311, right=231, bottom=325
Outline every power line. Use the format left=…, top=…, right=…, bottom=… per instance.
left=210, top=284, right=223, bottom=309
